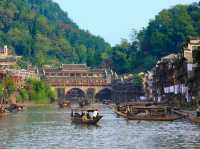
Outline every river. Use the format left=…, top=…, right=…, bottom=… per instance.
left=0, top=105, right=200, bottom=149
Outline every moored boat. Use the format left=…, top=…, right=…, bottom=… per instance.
left=58, top=100, right=71, bottom=108
left=127, top=114, right=181, bottom=121
left=7, top=104, right=24, bottom=112
left=190, top=116, right=200, bottom=124
left=114, top=104, right=182, bottom=121
left=126, top=106, right=182, bottom=121
left=0, top=107, right=7, bottom=116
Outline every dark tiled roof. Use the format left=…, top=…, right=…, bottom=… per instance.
left=44, top=64, right=106, bottom=74
left=44, top=68, right=61, bottom=72
left=62, top=64, right=88, bottom=70
left=0, top=56, right=19, bottom=62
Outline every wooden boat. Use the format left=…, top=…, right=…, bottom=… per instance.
left=102, top=100, right=112, bottom=105
left=7, top=104, right=24, bottom=112
left=114, top=104, right=182, bottom=121
left=126, top=106, right=182, bottom=121
left=189, top=111, right=200, bottom=124
left=79, top=99, right=90, bottom=108
left=71, top=115, right=103, bottom=125
left=71, top=109, right=103, bottom=125
left=190, top=116, right=200, bottom=124
left=58, top=100, right=71, bottom=108
left=119, top=101, right=155, bottom=107
left=127, top=114, right=181, bottom=121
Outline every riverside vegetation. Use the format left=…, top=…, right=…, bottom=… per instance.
left=0, top=76, right=56, bottom=105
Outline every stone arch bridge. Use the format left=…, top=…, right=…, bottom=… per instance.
left=42, top=64, right=113, bottom=102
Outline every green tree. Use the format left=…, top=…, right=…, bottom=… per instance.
left=0, top=83, right=4, bottom=104
left=22, top=79, right=56, bottom=104
left=132, top=73, right=143, bottom=87
left=2, top=76, right=16, bottom=103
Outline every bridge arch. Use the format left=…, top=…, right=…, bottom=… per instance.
left=65, top=88, right=86, bottom=101
left=95, top=87, right=112, bottom=101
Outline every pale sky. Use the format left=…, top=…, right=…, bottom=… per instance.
left=53, top=0, right=198, bottom=46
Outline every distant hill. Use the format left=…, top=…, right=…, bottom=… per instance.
left=0, top=0, right=110, bottom=67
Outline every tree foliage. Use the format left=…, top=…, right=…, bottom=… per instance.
left=0, top=75, right=16, bottom=104
left=132, top=73, right=143, bottom=87
left=2, top=75, right=16, bottom=100
left=17, top=79, right=56, bottom=104
left=109, top=2, right=200, bottom=73
left=0, top=0, right=110, bottom=66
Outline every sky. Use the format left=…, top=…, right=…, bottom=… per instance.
left=53, top=0, right=198, bottom=46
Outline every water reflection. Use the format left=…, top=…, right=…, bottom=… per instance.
left=0, top=105, right=200, bottom=149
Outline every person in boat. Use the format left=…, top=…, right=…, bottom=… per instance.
left=81, top=112, right=84, bottom=117
left=82, top=112, right=88, bottom=121
left=116, top=102, right=121, bottom=111
left=86, top=112, right=91, bottom=119
left=125, top=106, right=129, bottom=115
left=92, top=110, right=98, bottom=118
left=74, top=112, right=81, bottom=118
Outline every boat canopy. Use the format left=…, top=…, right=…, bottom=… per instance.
left=71, top=108, right=98, bottom=112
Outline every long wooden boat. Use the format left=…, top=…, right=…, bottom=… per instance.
left=71, top=115, right=103, bottom=125
left=188, top=114, right=200, bottom=124
left=127, top=114, right=181, bottom=121
left=120, top=101, right=155, bottom=107
left=114, top=109, right=181, bottom=121
left=191, top=117, right=200, bottom=124
left=114, top=105, right=182, bottom=121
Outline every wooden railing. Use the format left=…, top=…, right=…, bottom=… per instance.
left=46, top=79, right=109, bottom=86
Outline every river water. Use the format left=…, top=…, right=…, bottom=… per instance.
left=0, top=105, right=200, bottom=149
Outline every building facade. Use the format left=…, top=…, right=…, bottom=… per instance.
left=0, top=45, right=21, bottom=68
left=144, top=38, right=200, bottom=107
left=42, top=64, right=113, bottom=101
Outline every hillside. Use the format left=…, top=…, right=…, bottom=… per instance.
left=1, top=0, right=200, bottom=74
left=109, top=2, right=200, bottom=74
left=0, top=0, right=110, bottom=67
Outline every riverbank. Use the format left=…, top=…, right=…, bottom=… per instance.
left=0, top=102, right=56, bottom=116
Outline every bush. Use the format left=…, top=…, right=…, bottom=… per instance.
left=18, top=79, right=56, bottom=104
